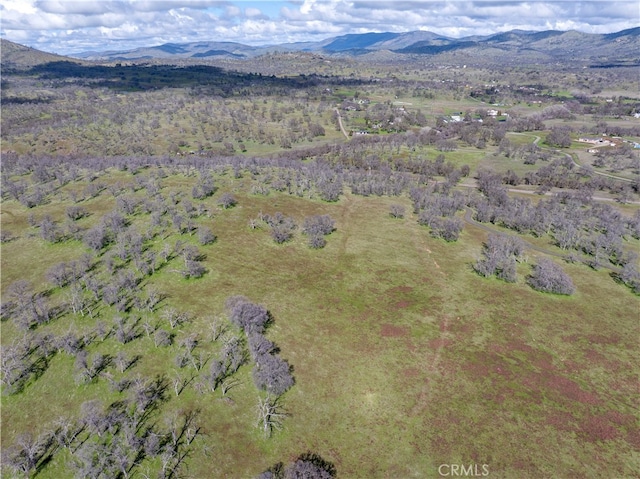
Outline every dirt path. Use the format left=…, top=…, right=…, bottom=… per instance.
left=457, top=180, right=640, bottom=205
left=408, top=225, right=451, bottom=417
left=334, top=108, right=350, bottom=140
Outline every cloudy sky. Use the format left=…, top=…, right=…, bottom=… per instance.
left=1, top=0, right=638, bottom=55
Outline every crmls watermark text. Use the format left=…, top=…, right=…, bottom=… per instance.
left=438, top=464, right=490, bottom=477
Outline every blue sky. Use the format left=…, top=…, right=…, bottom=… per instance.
left=1, top=1, right=638, bottom=55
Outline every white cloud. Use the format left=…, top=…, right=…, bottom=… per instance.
left=245, top=7, right=264, bottom=17
left=1, top=0, right=638, bottom=55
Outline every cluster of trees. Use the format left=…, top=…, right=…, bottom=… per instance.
left=2, top=351, right=200, bottom=479
left=2, top=67, right=345, bottom=157
left=3, top=143, right=636, bottom=294
left=249, top=212, right=336, bottom=249
left=474, top=233, right=526, bottom=283
left=472, top=169, right=639, bottom=280
left=494, top=156, right=638, bottom=200
left=302, top=214, right=336, bottom=249
left=226, top=296, right=293, bottom=395
left=474, top=233, right=576, bottom=294
left=258, top=451, right=337, bottom=479
left=411, top=186, right=467, bottom=242
left=527, top=257, right=576, bottom=295
left=2, top=283, right=297, bottom=475
left=225, top=296, right=294, bottom=437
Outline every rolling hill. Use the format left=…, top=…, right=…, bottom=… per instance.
left=0, top=39, right=86, bottom=69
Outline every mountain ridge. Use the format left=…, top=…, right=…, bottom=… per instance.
left=2, top=27, right=639, bottom=66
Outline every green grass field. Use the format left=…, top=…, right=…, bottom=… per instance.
left=2, top=169, right=638, bottom=478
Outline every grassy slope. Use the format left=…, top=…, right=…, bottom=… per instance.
left=1, top=172, right=639, bottom=478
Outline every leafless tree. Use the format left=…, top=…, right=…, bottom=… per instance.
left=256, top=394, right=288, bottom=438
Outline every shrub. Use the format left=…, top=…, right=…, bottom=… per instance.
left=308, top=234, right=327, bottom=249
left=252, top=353, right=294, bottom=397
left=527, top=258, right=575, bottom=295
left=197, top=226, right=216, bottom=245
left=389, top=204, right=405, bottom=219
left=475, top=233, right=525, bottom=283
left=302, top=215, right=335, bottom=236
left=218, top=192, right=237, bottom=209
left=226, top=296, right=270, bottom=334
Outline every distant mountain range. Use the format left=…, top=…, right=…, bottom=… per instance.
left=69, top=27, right=640, bottom=64
left=2, top=27, right=639, bottom=68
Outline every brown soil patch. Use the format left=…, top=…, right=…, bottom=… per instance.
left=584, top=349, right=605, bottom=362
left=404, top=339, right=417, bottom=352
left=388, top=285, right=413, bottom=294
left=381, top=323, right=409, bottom=337
left=587, top=334, right=621, bottom=345
left=601, top=410, right=635, bottom=428
left=562, top=360, right=582, bottom=374
left=548, top=376, right=602, bottom=405
left=523, top=372, right=602, bottom=406
left=461, top=351, right=513, bottom=380
left=626, top=429, right=640, bottom=449
left=578, top=415, right=621, bottom=442
left=402, top=367, right=420, bottom=378
left=427, top=338, right=453, bottom=349
left=545, top=411, right=578, bottom=432
left=481, top=391, right=506, bottom=404
left=450, top=320, right=474, bottom=334
left=562, top=334, right=581, bottom=343
left=393, top=300, right=412, bottom=309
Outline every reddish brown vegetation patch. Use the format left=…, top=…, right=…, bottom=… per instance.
left=601, top=410, right=635, bottom=428
left=626, top=429, right=640, bottom=449
left=481, top=391, right=506, bottom=404
left=561, top=334, right=582, bottom=343
left=503, top=338, right=535, bottom=355
left=587, top=334, right=621, bottom=345
left=584, top=349, right=606, bottom=362
left=388, top=285, right=413, bottom=294
left=381, top=323, right=410, bottom=337
left=427, top=338, right=453, bottom=349
left=578, top=415, right=621, bottom=442
left=402, top=367, right=420, bottom=378
left=545, top=411, right=578, bottom=432
left=460, top=351, right=513, bottom=379
left=547, top=376, right=599, bottom=405
left=449, top=320, right=475, bottom=335
left=522, top=372, right=602, bottom=406
left=393, top=300, right=412, bottom=309
left=404, top=339, right=417, bottom=352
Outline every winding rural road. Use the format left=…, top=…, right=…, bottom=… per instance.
left=511, top=132, right=635, bottom=183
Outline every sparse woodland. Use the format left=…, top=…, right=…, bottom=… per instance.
left=1, top=51, right=639, bottom=478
